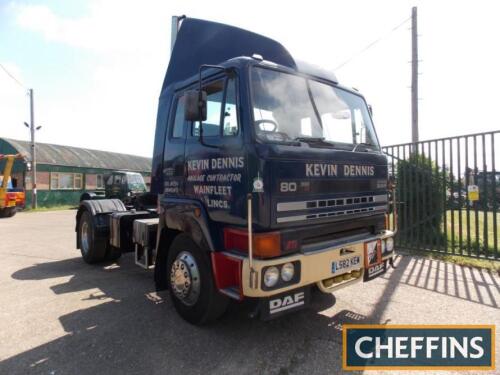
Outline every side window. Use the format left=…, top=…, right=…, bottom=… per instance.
left=96, top=174, right=104, bottom=189
left=49, top=172, right=82, bottom=190
left=193, top=80, right=224, bottom=137
left=223, top=78, right=239, bottom=136
left=74, top=174, right=82, bottom=189
left=172, top=96, right=186, bottom=138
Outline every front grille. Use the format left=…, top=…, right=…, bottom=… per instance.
left=275, top=193, right=387, bottom=224
left=277, top=194, right=387, bottom=212
left=276, top=205, right=385, bottom=223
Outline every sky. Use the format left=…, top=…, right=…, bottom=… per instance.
left=1, top=0, right=499, bottom=157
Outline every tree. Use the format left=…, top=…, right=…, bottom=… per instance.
left=396, top=154, right=445, bottom=247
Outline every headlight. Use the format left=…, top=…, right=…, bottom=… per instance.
left=386, top=237, right=394, bottom=252
left=281, top=262, right=295, bottom=282
left=263, top=266, right=280, bottom=287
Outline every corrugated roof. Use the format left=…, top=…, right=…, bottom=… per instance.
left=1, top=138, right=151, bottom=172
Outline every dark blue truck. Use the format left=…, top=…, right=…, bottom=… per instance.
left=76, top=17, right=396, bottom=324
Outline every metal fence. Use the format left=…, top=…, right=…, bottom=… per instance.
left=383, top=130, right=500, bottom=260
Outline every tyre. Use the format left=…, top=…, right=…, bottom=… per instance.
left=79, top=210, right=107, bottom=264
left=0, top=207, right=16, bottom=218
left=167, top=234, right=228, bottom=325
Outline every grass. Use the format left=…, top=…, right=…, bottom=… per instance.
left=391, top=209, right=500, bottom=269
left=444, top=210, right=499, bottom=257
left=21, top=205, right=76, bottom=213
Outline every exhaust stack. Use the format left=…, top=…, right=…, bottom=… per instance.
left=170, top=15, right=185, bottom=52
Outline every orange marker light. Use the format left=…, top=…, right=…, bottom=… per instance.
left=224, top=228, right=281, bottom=258
left=253, top=232, right=281, bottom=258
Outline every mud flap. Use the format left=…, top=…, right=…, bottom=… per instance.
left=364, top=260, right=387, bottom=281
left=259, top=287, right=310, bottom=320
left=363, top=239, right=388, bottom=282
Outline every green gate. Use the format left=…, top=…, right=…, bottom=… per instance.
left=383, top=130, right=499, bottom=259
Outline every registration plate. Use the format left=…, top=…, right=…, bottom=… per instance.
left=332, top=256, right=360, bottom=274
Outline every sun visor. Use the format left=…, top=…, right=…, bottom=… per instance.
left=161, top=18, right=297, bottom=93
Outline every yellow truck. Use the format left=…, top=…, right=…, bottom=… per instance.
left=0, top=154, right=25, bottom=218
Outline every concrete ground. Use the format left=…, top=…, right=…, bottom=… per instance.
left=0, top=210, right=498, bottom=375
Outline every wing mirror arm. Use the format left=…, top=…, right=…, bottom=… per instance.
left=186, top=64, right=234, bottom=149
left=197, top=65, right=235, bottom=149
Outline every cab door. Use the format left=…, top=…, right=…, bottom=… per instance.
left=184, top=75, right=246, bottom=223
left=162, top=94, right=188, bottom=197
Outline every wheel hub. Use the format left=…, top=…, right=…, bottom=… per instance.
left=170, top=251, right=200, bottom=306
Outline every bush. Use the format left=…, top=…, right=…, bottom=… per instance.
left=396, top=154, right=445, bottom=247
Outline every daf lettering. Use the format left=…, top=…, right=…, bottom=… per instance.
left=269, top=292, right=305, bottom=314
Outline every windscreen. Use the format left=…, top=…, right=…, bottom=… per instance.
left=251, top=67, right=379, bottom=150
left=126, top=174, right=147, bottom=192
left=0, top=176, right=13, bottom=189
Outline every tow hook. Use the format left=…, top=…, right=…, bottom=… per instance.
left=247, top=300, right=261, bottom=319
left=248, top=306, right=260, bottom=319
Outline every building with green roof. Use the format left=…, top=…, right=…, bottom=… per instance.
left=0, top=137, right=151, bottom=207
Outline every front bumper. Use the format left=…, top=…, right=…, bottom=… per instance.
left=241, top=230, right=395, bottom=298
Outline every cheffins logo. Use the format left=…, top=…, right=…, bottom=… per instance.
left=343, top=325, right=495, bottom=370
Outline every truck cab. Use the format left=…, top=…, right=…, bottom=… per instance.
left=151, top=18, right=395, bottom=322
left=80, top=171, right=147, bottom=207
left=104, top=171, right=147, bottom=202
left=76, top=17, right=396, bottom=325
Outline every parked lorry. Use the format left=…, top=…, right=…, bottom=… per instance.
left=80, top=171, right=147, bottom=207
left=0, top=154, right=26, bottom=218
left=76, top=17, right=396, bottom=324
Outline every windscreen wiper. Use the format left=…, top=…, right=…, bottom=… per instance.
left=294, top=137, right=326, bottom=142
left=294, top=137, right=352, bottom=150
left=352, top=142, right=378, bottom=152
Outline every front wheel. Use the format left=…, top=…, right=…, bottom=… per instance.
left=167, top=234, right=228, bottom=325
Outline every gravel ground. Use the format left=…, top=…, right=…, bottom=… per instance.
left=0, top=210, right=498, bottom=375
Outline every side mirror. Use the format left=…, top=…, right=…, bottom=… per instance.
left=368, top=104, right=373, bottom=117
left=184, top=90, right=207, bottom=122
